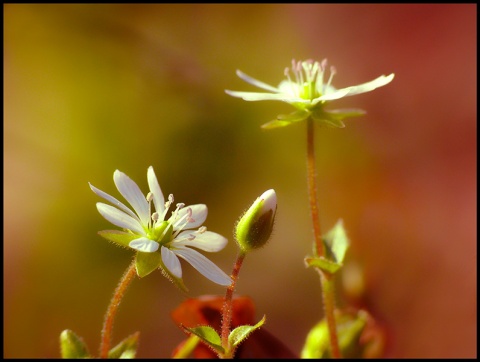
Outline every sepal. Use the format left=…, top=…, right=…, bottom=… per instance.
left=108, top=332, right=140, bottom=359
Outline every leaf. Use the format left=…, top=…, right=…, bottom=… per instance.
left=304, top=256, right=342, bottom=274
left=108, top=332, right=140, bottom=359
left=171, top=295, right=297, bottom=358
left=181, top=325, right=224, bottom=354
left=228, top=315, right=266, bottom=348
left=301, top=310, right=368, bottom=358
left=324, top=219, right=349, bottom=264
left=59, top=329, right=90, bottom=359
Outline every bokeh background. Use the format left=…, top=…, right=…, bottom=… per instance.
left=4, top=4, right=476, bottom=358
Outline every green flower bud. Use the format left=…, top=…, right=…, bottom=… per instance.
left=235, top=189, right=277, bottom=253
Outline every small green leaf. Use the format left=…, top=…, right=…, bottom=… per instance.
left=182, top=325, right=224, bottom=354
left=324, top=219, right=349, bottom=264
left=98, top=230, right=137, bottom=248
left=135, top=251, right=162, bottom=278
left=228, top=315, right=266, bottom=348
left=304, top=256, right=342, bottom=274
left=59, top=329, right=90, bottom=359
left=108, top=331, right=140, bottom=359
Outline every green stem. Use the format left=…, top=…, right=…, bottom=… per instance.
left=220, top=252, right=246, bottom=358
left=99, top=259, right=137, bottom=359
left=306, top=117, right=341, bottom=358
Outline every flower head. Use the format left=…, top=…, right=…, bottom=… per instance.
left=89, top=166, right=232, bottom=289
left=225, top=59, right=394, bottom=129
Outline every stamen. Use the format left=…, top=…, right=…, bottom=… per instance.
left=326, top=66, right=336, bottom=90
left=160, top=194, right=175, bottom=221
left=186, top=208, right=195, bottom=223
left=152, top=212, right=159, bottom=221
left=171, top=207, right=193, bottom=238
left=146, top=192, right=153, bottom=202
left=176, top=203, right=185, bottom=209
left=198, top=226, right=207, bottom=233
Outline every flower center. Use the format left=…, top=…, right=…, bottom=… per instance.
left=284, top=59, right=336, bottom=101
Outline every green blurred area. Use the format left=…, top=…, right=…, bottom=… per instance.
left=4, top=4, right=476, bottom=358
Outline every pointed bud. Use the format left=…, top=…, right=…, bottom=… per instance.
left=235, top=189, right=277, bottom=253
left=59, top=329, right=90, bottom=359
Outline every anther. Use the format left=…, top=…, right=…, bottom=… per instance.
left=152, top=212, right=159, bottom=221
left=198, top=226, right=207, bottom=233
left=146, top=192, right=154, bottom=202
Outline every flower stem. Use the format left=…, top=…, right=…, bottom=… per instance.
left=99, top=258, right=137, bottom=359
left=220, top=251, right=246, bottom=358
left=306, top=117, right=341, bottom=358
left=306, top=117, right=325, bottom=258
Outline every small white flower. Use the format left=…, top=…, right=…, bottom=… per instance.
left=89, top=166, right=232, bottom=286
left=226, top=59, right=394, bottom=129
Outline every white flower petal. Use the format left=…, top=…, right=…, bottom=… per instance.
left=340, top=73, right=395, bottom=98
left=174, top=204, right=208, bottom=229
left=225, top=90, right=305, bottom=103
left=174, top=247, right=232, bottom=286
left=129, top=237, right=159, bottom=253
left=114, top=170, right=150, bottom=226
left=235, top=70, right=280, bottom=92
left=161, top=246, right=182, bottom=278
left=96, top=203, right=145, bottom=234
left=89, top=183, right=138, bottom=220
left=317, top=88, right=351, bottom=101
left=147, top=166, right=165, bottom=215
left=175, top=230, right=228, bottom=252
left=260, top=189, right=277, bottom=213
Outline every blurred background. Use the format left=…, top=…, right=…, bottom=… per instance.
left=4, top=4, right=476, bottom=358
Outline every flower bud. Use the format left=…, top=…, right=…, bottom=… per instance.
left=235, top=189, right=277, bottom=253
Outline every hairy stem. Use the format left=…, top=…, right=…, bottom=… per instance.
left=306, top=117, right=325, bottom=257
left=100, top=259, right=137, bottom=358
left=220, top=252, right=246, bottom=358
left=306, top=117, right=341, bottom=358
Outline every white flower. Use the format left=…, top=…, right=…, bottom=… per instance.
left=89, top=166, right=232, bottom=286
left=225, top=59, right=394, bottom=129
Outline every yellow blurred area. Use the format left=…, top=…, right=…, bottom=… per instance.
left=4, top=4, right=476, bottom=358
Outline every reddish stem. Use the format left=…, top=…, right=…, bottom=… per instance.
left=99, top=259, right=137, bottom=358
left=221, top=252, right=246, bottom=355
left=306, top=117, right=341, bottom=358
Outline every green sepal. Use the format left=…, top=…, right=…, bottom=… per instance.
left=135, top=251, right=162, bottom=278
left=108, top=331, right=140, bottom=359
left=301, top=310, right=368, bottom=358
left=261, top=109, right=310, bottom=129
left=261, top=119, right=293, bottom=129
left=304, top=256, right=342, bottom=274
left=98, top=230, right=138, bottom=248
left=181, top=325, right=224, bottom=354
left=312, top=107, right=366, bottom=128
left=228, top=315, right=266, bottom=348
left=59, top=329, right=90, bottom=359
